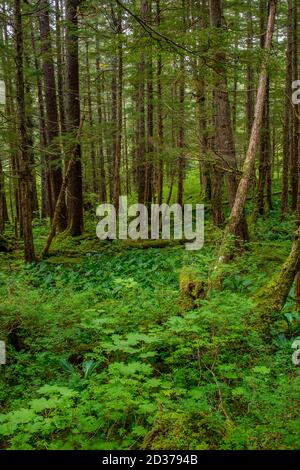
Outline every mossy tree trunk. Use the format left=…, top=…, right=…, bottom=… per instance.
left=255, top=227, right=300, bottom=321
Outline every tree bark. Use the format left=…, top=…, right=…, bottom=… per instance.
left=209, top=0, right=248, bottom=240
left=65, top=0, right=83, bottom=236
left=95, top=32, right=107, bottom=203
left=14, top=0, right=36, bottom=263
left=38, top=0, right=67, bottom=231
left=281, top=0, right=293, bottom=216
left=85, top=40, right=97, bottom=194
left=215, top=0, right=277, bottom=267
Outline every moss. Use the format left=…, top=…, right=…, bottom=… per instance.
left=179, top=266, right=206, bottom=306
left=121, top=239, right=184, bottom=249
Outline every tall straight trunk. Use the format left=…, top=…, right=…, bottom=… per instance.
left=209, top=0, right=248, bottom=240
left=156, top=0, right=164, bottom=205
left=246, top=0, right=255, bottom=198
left=246, top=6, right=254, bottom=139
left=196, top=72, right=210, bottom=201
left=146, top=51, right=154, bottom=205
left=177, top=55, right=185, bottom=207
left=256, top=0, right=272, bottom=216
left=136, top=0, right=147, bottom=204
left=65, top=0, right=83, bottom=235
left=38, top=0, right=67, bottom=231
left=292, top=0, right=299, bottom=214
left=55, top=0, right=66, bottom=134
left=95, top=33, right=107, bottom=203
left=215, top=0, right=277, bottom=267
left=110, top=58, right=117, bottom=202
left=24, top=58, right=39, bottom=218
left=232, top=9, right=239, bottom=133
left=123, top=103, right=130, bottom=196
left=113, top=12, right=123, bottom=209
left=282, top=0, right=293, bottom=216
left=156, top=54, right=164, bottom=205
left=177, top=0, right=186, bottom=207
left=30, top=27, right=48, bottom=218
left=257, top=79, right=272, bottom=215
left=85, top=40, right=97, bottom=194
left=0, top=22, right=9, bottom=231
left=196, top=0, right=210, bottom=202
left=3, top=25, right=19, bottom=229
left=14, top=0, right=35, bottom=262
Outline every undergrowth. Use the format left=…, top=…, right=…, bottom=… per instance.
left=0, top=211, right=299, bottom=450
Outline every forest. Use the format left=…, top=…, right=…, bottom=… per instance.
left=0, top=0, right=300, bottom=453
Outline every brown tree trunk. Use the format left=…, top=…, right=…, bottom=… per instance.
left=292, top=0, right=299, bottom=213
left=136, top=0, right=147, bottom=204
left=281, top=0, right=293, bottom=216
left=156, top=0, right=164, bottom=205
left=85, top=40, right=97, bottom=194
left=177, top=55, right=185, bottom=207
left=256, top=0, right=272, bottom=216
left=112, top=10, right=123, bottom=210
left=41, top=116, right=84, bottom=258
left=246, top=0, right=256, bottom=200
left=95, top=33, right=107, bottom=203
left=24, top=54, right=39, bottom=218
left=38, top=0, right=67, bottom=231
left=215, top=0, right=277, bottom=267
left=209, top=0, right=248, bottom=240
left=146, top=52, right=154, bottom=206
left=14, top=0, right=35, bottom=263
left=55, top=0, right=66, bottom=135
left=65, top=0, right=83, bottom=236
left=30, top=27, right=48, bottom=218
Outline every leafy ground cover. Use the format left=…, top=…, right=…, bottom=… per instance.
left=0, top=208, right=299, bottom=450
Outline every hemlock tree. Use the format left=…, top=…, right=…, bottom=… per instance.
left=65, top=0, right=83, bottom=236
left=14, top=0, right=35, bottom=263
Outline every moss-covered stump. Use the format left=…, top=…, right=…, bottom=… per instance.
left=179, top=267, right=206, bottom=309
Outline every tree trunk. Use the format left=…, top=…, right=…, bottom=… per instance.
left=95, top=32, right=107, bottom=203
left=30, top=27, right=48, bottom=218
left=112, top=10, right=123, bottom=209
left=38, top=0, right=67, bottom=231
left=292, top=0, right=299, bottom=213
left=14, top=0, right=35, bottom=263
left=55, top=0, right=66, bottom=135
left=136, top=0, right=147, bottom=204
left=156, top=0, right=164, bottom=205
left=65, top=0, right=83, bottom=236
left=255, top=226, right=300, bottom=324
left=85, top=40, right=97, bottom=194
left=177, top=56, right=185, bottom=207
left=281, top=0, right=293, bottom=216
left=0, top=159, right=6, bottom=234
left=209, top=0, right=248, bottom=240
left=215, top=0, right=277, bottom=267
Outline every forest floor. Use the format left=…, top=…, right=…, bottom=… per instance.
left=0, top=201, right=300, bottom=450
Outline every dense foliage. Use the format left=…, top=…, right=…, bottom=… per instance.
left=1, top=0, right=300, bottom=453
left=0, top=202, right=299, bottom=450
